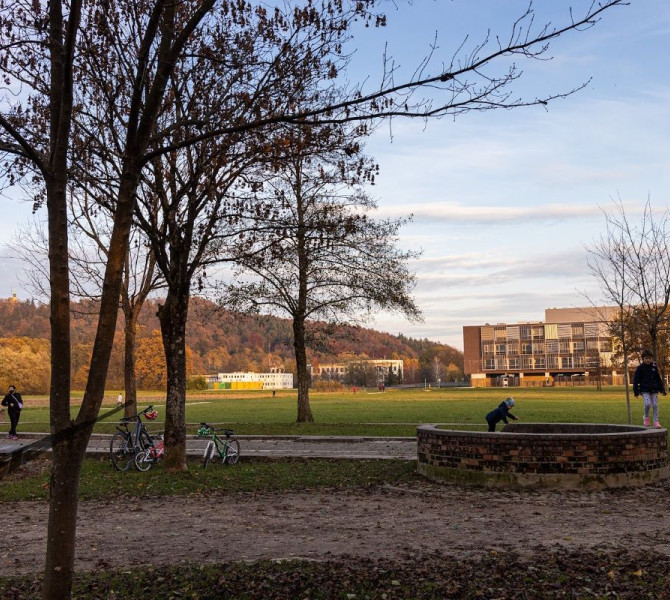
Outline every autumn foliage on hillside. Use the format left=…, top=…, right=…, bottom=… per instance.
left=0, top=297, right=462, bottom=392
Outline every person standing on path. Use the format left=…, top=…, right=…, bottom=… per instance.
left=633, top=349, right=666, bottom=428
left=1, top=385, right=23, bottom=440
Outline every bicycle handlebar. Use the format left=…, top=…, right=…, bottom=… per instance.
left=199, top=422, right=233, bottom=437
left=119, top=405, right=155, bottom=423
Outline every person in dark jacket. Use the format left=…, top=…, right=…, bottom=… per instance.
left=633, top=349, right=666, bottom=428
left=486, top=397, right=518, bottom=432
left=1, top=385, right=23, bottom=440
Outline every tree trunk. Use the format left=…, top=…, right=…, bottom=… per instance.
left=158, top=287, right=189, bottom=471
left=43, top=175, right=139, bottom=599
left=41, top=429, right=89, bottom=599
left=293, top=315, right=313, bottom=423
left=123, top=308, right=139, bottom=418
left=43, top=168, right=75, bottom=598
left=620, top=315, right=632, bottom=425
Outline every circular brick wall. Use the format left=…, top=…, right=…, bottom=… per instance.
left=417, top=423, right=669, bottom=490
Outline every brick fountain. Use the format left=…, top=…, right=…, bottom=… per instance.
left=417, top=423, right=669, bottom=490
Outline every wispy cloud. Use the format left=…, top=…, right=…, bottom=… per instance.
left=385, top=202, right=603, bottom=223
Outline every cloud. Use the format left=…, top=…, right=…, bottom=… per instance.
left=384, top=202, right=603, bottom=223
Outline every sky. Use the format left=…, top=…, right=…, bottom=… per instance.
left=345, top=0, right=670, bottom=348
left=1, top=1, right=669, bottom=350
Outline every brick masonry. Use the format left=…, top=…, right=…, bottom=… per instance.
left=417, top=423, right=670, bottom=489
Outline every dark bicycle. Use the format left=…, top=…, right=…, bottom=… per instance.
left=110, top=405, right=159, bottom=471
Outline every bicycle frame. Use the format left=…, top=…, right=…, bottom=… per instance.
left=116, top=405, right=156, bottom=451
left=134, top=436, right=164, bottom=471
left=209, top=432, right=232, bottom=461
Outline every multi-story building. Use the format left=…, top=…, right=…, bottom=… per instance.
left=463, top=307, right=620, bottom=387
left=309, top=358, right=404, bottom=383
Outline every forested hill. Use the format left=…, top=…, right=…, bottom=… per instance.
left=0, top=297, right=462, bottom=390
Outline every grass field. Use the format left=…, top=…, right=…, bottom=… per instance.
left=0, top=457, right=418, bottom=502
left=8, top=385, right=653, bottom=437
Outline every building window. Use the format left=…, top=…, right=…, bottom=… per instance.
left=495, top=344, right=506, bottom=355
left=521, top=343, right=532, bottom=355
left=546, top=339, right=559, bottom=353
left=561, top=356, right=573, bottom=369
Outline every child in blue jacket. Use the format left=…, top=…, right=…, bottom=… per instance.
left=486, top=397, right=518, bottom=432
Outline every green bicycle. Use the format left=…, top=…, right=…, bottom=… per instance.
left=198, top=422, right=240, bottom=467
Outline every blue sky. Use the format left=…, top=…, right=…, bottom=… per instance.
left=347, top=0, right=670, bottom=348
left=1, top=1, right=669, bottom=351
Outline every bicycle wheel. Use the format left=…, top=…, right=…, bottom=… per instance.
left=110, top=431, right=134, bottom=471
left=202, top=441, right=215, bottom=468
left=224, top=440, right=240, bottom=465
left=134, top=450, right=153, bottom=471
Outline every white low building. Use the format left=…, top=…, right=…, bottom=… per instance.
left=211, top=371, right=294, bottom=389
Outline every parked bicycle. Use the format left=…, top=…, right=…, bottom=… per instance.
left=134, top=434, right=164, bottom=471
left=198, top=422, right=240, bottom=467
left=110, top=405, right=159, bottom=471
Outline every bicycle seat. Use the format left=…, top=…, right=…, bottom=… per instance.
left=224, top=429, right=234, bottom=436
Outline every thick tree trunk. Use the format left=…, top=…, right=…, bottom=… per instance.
left=159, top=287, right=189, bottom=471
left=293, top=316, right=313, bottom=423
left=41, top=429, right=89, bottom=599
left=123, top=309, right=139, bottom=418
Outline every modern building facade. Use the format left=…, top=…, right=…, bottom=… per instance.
left=463, top=307, right=620, bottom=387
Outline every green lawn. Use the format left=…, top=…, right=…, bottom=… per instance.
left=0, top=457, right=419, bottom=502
left=12, top=385, right=650, bottom=437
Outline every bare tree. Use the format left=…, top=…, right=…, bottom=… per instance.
left=432, top=355, right=444, bottom=385
left=586, top=200, right=637, bottom=422
left=219, top=126, right=421, bottom=422
left=587, top=198, right=670, bottom=422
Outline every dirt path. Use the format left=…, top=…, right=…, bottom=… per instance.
left=4, top=479, right=670, bottom=576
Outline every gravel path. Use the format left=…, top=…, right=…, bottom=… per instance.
left=3, top=478, right=670, bottom=575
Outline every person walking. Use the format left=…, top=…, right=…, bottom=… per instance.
left=633, top=349, right=666, bottom=428
left=485, top=397, right=518, bottom=432
left=1, top=385, right=23, bottom=440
